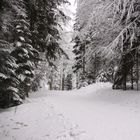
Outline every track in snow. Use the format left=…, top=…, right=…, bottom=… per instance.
left=1, top=83, right=140, bottom=140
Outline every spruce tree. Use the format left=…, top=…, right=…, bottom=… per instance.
left=0, top=0, right=69, bottom=107
left=11, top=15, right=39, bottom=99
left=0, top=40, right=21, bottom=108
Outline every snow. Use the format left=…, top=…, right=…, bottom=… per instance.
left=16, top=42, right=22, bottom=47
left=19, top=37, right=25, bottom=42
left=7, top=87, right=18, bottom=93
left=0, top=73, right=7, bottom=79
left=25, top=70, right=31, bottom=75
left=18, top=74, right=26, bottom=81
left=1, top=83, right=140, bottom=140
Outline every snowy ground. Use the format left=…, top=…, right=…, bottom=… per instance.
left=0, top=83, right=140, bottom=140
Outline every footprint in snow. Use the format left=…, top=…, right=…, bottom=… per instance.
left=56, top=134, right=67, bottom=139
left=57, top=114, right=64, bottom=117
left=23, top=124, right=28, bottom=127
left=12, top=128, right=20, bottom=130
left=12, top=136, right=16, bottom=140
left=50, top=106, right=54, bottom=109
left=15, top=122, right=28, bottom=127
left=43, top=134, right=50, bottom=137
left=16, top=122, right=23, bottom=125
left=3, top=130, right=9, bottom=136
left=69, top=130, right=86, bottom=138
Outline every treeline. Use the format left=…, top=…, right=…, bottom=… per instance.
left=0, top=0, right=69, bottom=108
left=73, top=0, right=140, bottom=89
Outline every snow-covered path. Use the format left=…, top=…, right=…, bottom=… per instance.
left=1, top=83, right=140, bottom=140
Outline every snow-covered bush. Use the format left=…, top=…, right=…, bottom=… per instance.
left=96, top=69, right=113, bottom=82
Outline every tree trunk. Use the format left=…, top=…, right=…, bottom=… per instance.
left=113, top=52, right=135, bottom=90
left=62, top=73, right=65, bottom=90
left=130, top=67, right=134, bottom=90
left=136, top=49, right=139, bottom=90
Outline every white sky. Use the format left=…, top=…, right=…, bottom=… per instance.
left=68, top=0, right=77, bottom=13
left=63, top=0, right=76, bottom=31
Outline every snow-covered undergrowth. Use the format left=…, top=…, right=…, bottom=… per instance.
left=0, top=83, right=140, bottom=140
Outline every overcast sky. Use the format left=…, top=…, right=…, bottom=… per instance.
left=68, top=0, right=77, bottom=13
left=62, top=0, right=76, bottom=32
